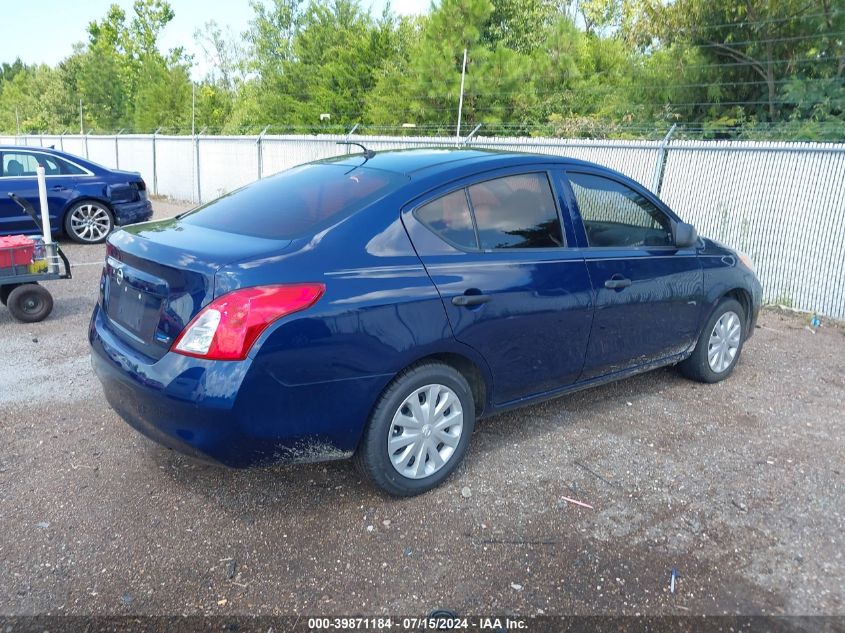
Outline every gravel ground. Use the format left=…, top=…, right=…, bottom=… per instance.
left=0, top=198, right=843, bottom=617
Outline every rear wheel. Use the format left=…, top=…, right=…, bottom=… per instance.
left=354, top=362, right=475, bottom=496
left=679, top=297, right=745, bottom=383
left=7, top=283, right=53, bottom=323
left=64, top=200, right=114, bottom=244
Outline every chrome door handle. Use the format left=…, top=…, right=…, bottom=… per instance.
left=604, top=276, right=632, bottom=289
left=452, top=294, right=492, bottom=306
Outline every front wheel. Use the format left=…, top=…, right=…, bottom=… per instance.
left=64, top=200, right=114, bottom=244
left=354, top=363, right=475, bottom=497
left=679, top=297, right=746, bottom=383
left=7, top=283, right=54, bottom=323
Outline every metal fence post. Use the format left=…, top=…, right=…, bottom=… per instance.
left=115, top=129, right=124, bottom=169
left=651, top=123, right=677, bottom=195
left=460, top=123, right=483, bottom=147
left=195, top=128, right=206, bottom=204
left=152, top=127, right=162, bottom=196
left=344, top=123, right=359, bottom=154
left=257, top=125, right=269, bottom=180
left=84, top=132, right=90, bottom=160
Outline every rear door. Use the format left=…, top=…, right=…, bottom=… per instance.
left=0, top=151, right=75, bottom=235
left=561, top=170, right=703, bottom=380
left=403, top=168, right=594, bottom=405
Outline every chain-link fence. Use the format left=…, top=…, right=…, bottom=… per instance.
left=2, top=132, right=843, bottom=318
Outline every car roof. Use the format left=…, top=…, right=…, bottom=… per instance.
left=0, top=145, right=63, bottom=153
left=319, top=147, right=601, bottom=178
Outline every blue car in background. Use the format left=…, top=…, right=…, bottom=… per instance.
left=89, top=149, right=761, bottom=496
left=0, top=145, right=152, bottom=243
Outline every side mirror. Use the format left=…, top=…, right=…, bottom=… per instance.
left=673, top=221, right=698, bottom=248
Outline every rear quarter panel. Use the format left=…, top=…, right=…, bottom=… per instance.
left=213, top=190, right=493, bottom=453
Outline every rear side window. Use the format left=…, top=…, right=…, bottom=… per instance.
left=567, top=172, right=673, bottom=247
left=468, top=173, right=563, bottom=249
left=55, top=157, right=86, bottom=175
left=182, top=164, right=407, bottom=239
left=415, top=189, right=477, bottom=249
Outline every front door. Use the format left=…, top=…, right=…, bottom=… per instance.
left=403, top=169, right=594, bottom=404
left=0, top=151, right=74, bottom=235
left=562, top=170, right=704, bottom=380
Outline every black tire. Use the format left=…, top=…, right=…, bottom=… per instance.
left=63, top=200, right=115, bottom=244
left=7, top=283, right=53, bottom=323
left=679, top=297, right=746, bottom=383
left=354, top=362, right=476, bottom=497
left=0, top=284, right=19, bottom=306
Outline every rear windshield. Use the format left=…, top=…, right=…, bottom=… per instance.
left=181, top=163, right=407, bottom=239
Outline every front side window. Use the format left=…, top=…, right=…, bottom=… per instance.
left=468, top=173, right=563, bottom=249
left=567, top=172, right=673, bottom=248
left=415, top=189, right=477, bottom=249
left=2, top=153, right=39, bottom=177
left=1, top=152, right=66, bottom=177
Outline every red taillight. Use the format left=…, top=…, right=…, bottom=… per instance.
left=172, top=283, right=325, bottom=361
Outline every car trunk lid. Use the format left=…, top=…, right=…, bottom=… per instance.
left=102, top=217, right=291, bottom=360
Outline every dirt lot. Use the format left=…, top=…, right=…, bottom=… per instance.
left=0, top=199, right=843, bottom=618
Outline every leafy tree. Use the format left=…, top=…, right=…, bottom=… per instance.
left=1, top=0, right=842, bottom=139
left=195, top=20, right=246, bottom=91
left=644, top=0, right=844, bottom=123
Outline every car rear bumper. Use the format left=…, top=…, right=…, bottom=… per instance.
left=113, top=199, right=153, bottom=226
left=88, top=304, right=380, bottom=467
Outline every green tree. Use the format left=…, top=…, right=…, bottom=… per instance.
left=643, top=0, right=845, bottom=124
left=64, top=0, right=189, bottom=131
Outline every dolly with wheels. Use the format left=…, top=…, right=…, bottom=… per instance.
left=0, top=193, right=72, bottom=323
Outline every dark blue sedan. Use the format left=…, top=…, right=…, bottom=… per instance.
left=1, top=145, right=152, bottom=243
left=89, top=149, right=761, bottom=496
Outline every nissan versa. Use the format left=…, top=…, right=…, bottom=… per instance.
left=89, top=149, right=761, bottom=496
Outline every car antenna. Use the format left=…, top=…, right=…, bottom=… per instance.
left=336, top=141, right=376, bottom=160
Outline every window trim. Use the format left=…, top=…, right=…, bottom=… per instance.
left=0, top=150, right=93, bottom=178
left=564, top=169, right=679, bottom=251
left=411, top=169, right=570, bottom=253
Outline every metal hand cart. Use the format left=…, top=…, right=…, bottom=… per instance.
left=0, top=194, right=72, bottom=323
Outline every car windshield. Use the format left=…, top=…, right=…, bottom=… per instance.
left=181, top=163, right=407, bottom=239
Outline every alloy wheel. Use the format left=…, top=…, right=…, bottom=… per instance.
left=69, top=203, right=112, bottom=242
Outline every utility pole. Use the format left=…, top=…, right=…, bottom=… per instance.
left=79, top=99, right=84, bottom=134
left=455, top=48, right=467, bottom=141
left=15, top=108, right=20, bottom=137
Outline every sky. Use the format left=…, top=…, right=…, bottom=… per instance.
left=0, top=0, right=430, bottom=80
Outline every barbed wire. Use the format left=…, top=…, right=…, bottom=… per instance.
left=8, top=121, right=844, bottom=141
left=658, top=9, right=844, bottom=34
left=693, top=30, right=845, bottom=49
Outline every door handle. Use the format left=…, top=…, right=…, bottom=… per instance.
left=604, top=276, right=632, bottom=289
left=452, top=294, right=492, bottom=307
left=51, top=185, right=67, bottom=191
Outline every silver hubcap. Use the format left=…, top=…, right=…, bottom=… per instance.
left=388, top=383, right=463, bottom=480
left=70, top=204, right=111, bottom=242
left=708, top=310, right=742, bottom=373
